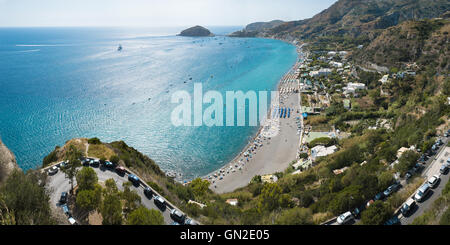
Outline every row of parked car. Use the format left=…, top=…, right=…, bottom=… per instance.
left=336, top=130, right=449, bottom=225
left=82, top=157, right=198, bottom=225
left=400, top=173, right=443, bottom=218
left=59, top=192, right=78, bottom=225
left=336, top=181, right=403, bottom=225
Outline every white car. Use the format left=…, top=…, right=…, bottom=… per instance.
left=68, top=217, right=77, bottom=225
left=47, top=166, right=59, bottom=175
left=427, top=175, right=440, bottom=188
left=414, top=183, right=431, bottom=202
left=337, top=211, right=354, bottom=225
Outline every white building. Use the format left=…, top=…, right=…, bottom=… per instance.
left=309, top=68, right=332, bottom=78
left=330, top=61, right=343, bottom=68
left=343, top=82, right=366, bottom=95
left=311, top=145, right=338, bottom=161
left=327, top=51, right=337, bottom=56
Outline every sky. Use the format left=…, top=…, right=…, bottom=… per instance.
left=0, top=0, right=337, bottom=27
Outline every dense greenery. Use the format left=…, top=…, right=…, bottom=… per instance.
left=127, top=206, right=164, bottom=225
left=0, top=170, right=55, bottom=225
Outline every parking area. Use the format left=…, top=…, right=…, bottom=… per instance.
left=326, top=135, right=450, bottom=225
left=399, top=146, right=450, bottom=225
left=45, top=159, right=196, bottom=225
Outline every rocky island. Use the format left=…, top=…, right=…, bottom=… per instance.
left=178, top=25, right=214, bottom=37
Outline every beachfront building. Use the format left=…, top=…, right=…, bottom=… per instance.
left=309, top=68, right=332, bottom=78
left=311, top=145, right=338, bottom=161
left=293, top=158, right=313, bottom=170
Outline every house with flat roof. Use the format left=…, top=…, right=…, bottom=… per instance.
left=311, top=145, right=338, bottom=161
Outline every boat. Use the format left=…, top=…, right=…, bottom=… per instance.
left=117, top=44, right=123, bottom=51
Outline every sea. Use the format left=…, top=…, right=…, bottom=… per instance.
left=0, top=26, right=298, bottom=180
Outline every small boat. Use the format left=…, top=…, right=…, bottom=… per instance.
left=117, top=44, right=123, bottom=51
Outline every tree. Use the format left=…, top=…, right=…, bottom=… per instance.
left=88, top=137, right=102, bottom=145
left=76, top=167, right=98, bottom=191
left=76, top=184, right=102, bottom=213
left=361, top=201, right=392, bottom=225
left=0, top=170, right=55, bottom=225
left=122, top=182, right=141, bottom=215
left=189, top=178, right=210, bottom=198
left=378, top=171, right=394, bottom=190
left=104, top=178, right=119, bottom=196
left=275, top=207, right=314, bottom=225
left=395, top=150, right=420, bottom=176
left=110, top=155, right=120, bottom=165
left=127, top=206, right=164, bottom=225
left=62, top=145, right=82, bottom=193
left=100, top=178, right=122, bottom=225
left=257, top=183, right=282, bottom=212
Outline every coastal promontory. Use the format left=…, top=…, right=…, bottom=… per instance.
left=178, top=25, right=214, bottom=37
left=0, top=138, right=19, bottom=184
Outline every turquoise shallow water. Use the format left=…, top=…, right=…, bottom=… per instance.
left=0, top=27, right=297, bottom=180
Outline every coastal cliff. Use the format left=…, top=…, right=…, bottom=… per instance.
left=0, top=138, right=19, bottom=184
left=229, top=20, right=284, bottom=37
left=178, top=26, right=214, bottom=37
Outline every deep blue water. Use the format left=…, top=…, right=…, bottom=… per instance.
left=0, top=27, right=297, bottom=180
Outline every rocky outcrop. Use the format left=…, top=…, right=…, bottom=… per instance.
left=229, top=20, right=285, bottom=37
left=0, top=138, right=19, bottom=184
left=178, top=26, right=214, bottom=37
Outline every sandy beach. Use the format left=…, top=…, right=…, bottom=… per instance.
left=206, top=48, right=305, bottom=193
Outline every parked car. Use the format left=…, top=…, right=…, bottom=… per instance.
left=103, top=161, right=114, bottom=168
left=128, top=174, right=140, bottom=186
left=374, top=192, right=385, bottom=201
left=61, top=204, right=70, bottom=216
left=412, top=163, right=423, bottom=173
left=414, top=183, right=431, bottom=202
left=154, top=195, right=166, bottom=209
left=401, top=198, right=416, bottom=216
left=115, top=166, right=126, bottom=175
left=383, top=182, right=401, bottom=197
left=384, top=216, right=400, bottom=225
left=405, top=171, right=413, bottom=180
left=440, top=164, right=448, bottom=174
left=48, top=166, right=59, bottom=175
left=427, top=175, right=440, bottom=188
left=60, top=192, right=68, bottom=204
left=144, top=187, right=153, bottom=198
left=337, top=211, right=354, bottom=225
left=90, top=159, right=100, bottom=168
left=170, top=209, right=186, bottom=224
left=82, top=159, right=90, bottom=167
left=68, top=217, right=78, bottom=225
left=185, top=218, right=198, bottom=225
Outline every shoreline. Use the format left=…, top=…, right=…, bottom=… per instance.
left=202, top=42, right=306, bottom=193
